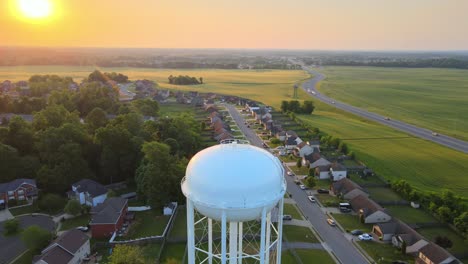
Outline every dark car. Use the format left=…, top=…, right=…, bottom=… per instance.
left=350, top=229, right=363, bottom=236
left=283, top=215, right=292, bottom=220
left=340, top=208, right=351, bottom=213
left=317, top=189, right=329, bottom=194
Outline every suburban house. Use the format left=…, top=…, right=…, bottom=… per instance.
left=0, top=179, right=38, bottom=208
left=332, top=178, right=369, bottom=200
left=416, top=243, right=460, bottom=264
left=350, top=194, right=391, bottom=224
left=276, top=131, right=287, bottom=141
left=33, top=229, right=90, bottom=264
left=296, top=142, right=315, bottom=158
left=307, top=156, right=330, bottom=169
left=163, top=202, right=178, bottom=216
left=372, top=221, right=400, bottom=241
left=330, top=163, right=347, bottom=181
left=69, top=179, right=108, bottom=207
left=308, top=140, right=321, bottom=151
left=315, top=165, right=332, bottom=179
left=89, top=197, right=128, bottom=238
left=391, top=220, right=428, bottom=256
left=285, top=132, right=302, bottom=150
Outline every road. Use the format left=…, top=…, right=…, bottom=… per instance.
left=299, top=66, right=468, bottom=154
left=225, top=104, right=369, bottom=264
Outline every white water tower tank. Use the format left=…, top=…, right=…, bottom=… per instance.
left=181, top=142, right=286, bottom=264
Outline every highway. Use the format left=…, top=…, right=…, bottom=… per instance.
left=299, top=66, right=468, bottom=154
left=225, top=104, right=369, bottom=264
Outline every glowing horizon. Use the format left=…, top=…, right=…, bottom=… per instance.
left=1, top=0, right=468, bottom=50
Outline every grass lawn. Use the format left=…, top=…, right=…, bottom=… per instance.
left=9, top=203, right=39, bottom=216
left=281, top=250, right=298, bottom=264
left=283, top=226, right=319, bottom=243
left=279, top=155, right=298, bottom=163
left=59, top=214, right=91, bottom=231
left=349, top=173, right=387, bottom=186
left=283, top=203, right=302, bottom=220
left=357, top=241, right=414, bottom=264
left=314, top=179, right=332, bottom=190
left=159, top=103, right=199, bottom=117
left=11, top=250, right=33, bottom=264
left=160, top=243, right=186, bottom=263
left=318, top=66, right=468, bottom=141
left=296, top=249, right=335, bottom=264
left=289, top=165, right=310, bottom=175
left=385, top=205, right=437, bottom=224
left=315, top=193, right=341, bottom=207
left=332, top=214, right=372, bottom=233
left=141, top=243, right=163, bottom=262
left=417, top=226, right=468, bottom=257
left=169, top=208, right=187, bottom=239
left=343, top=159, right=361, bottom=167
left=366, top=187, right=402, bottom=202
left=124, top=210, right=170, bottom=239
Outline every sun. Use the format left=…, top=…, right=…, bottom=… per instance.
left=17, top=0, right=52, bottom=19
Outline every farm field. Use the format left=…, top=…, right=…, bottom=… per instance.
left=317, top=66, right=468, bottom=141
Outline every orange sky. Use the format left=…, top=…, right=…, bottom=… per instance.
left=1, top=0, right=468, bottom=50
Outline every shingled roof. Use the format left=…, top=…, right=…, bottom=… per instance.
left=332, top=178, right=362, bottom=195
left=350, top=194, right=384, bottom=216
left=0, top=179, right=36, bottom=193
left=72, top=179, right=107, bottom=197
left=418, top=243, right=459, bottom=264
left=90, top=197, right=127, bottom=224
left=35, top=229, right=89, bottom=264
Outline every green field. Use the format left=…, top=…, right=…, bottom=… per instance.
left=317, top=66, right=468, bottom=140
left=385, top=205, right=436, bottom=224
left=366, top=187, right=403, bottom=202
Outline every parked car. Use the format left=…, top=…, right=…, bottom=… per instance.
left=384, top=117, right=391, bottom=120
left=294, top=180, right=300, bottom=185
left=308, top=196, right=316, bottom=203
left=340, top=207, right=351, bottom=213
left=283, top=215, right=292, bottom=221
left=317, top=189, right=329, bottom=194
left=350, top=229, right=363, bottom=236
left=358, top=233, right=373, bottom=241
left=299, top=184, right=307, bottom=190
left=327, top=219, right=336, bottom=226
left=331, top=101, right=335, bottom=104
left=76, top=226, right=89, bottom=232
left=432, top=132, right=439, bottom=136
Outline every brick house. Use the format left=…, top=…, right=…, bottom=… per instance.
left=0, top=179, right=38, bottom=208
left=34, top=229, right=90, bottom=264
left=416, top=242, right=459, bottom=264
left=89, top=197, right=128, bottom=238
left=349, top=194, right=391, bottom=224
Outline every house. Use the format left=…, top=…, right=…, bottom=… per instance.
left=315, top=165, right=331, bottom=179
left=163, top=202, right=178, bottom=216
left=69, top=179, right=107, bottom=207
left=350, top=194, right=391, bottom=224
left=214, top=131, right=233, bottom=142
left=391, top=220, right=428, bottom=256
left=276, top=131, right=287, bottom=141
left=308, top=157, right=330, bottom=169
left=296, top=142, right=315, bottom=158
left=372, top=221, right=399, bottom=241
left=33, top=229, right=90, bottom=264
left=331, top=178, right=368, bottom=200
left=330, top=163, right=347, bottom=181
left=285, top=132, right=302, bottom=150
left=0, top=179, right=38, bottom=208
left=416, top=242, right=459, bottom=264
left=205, top=104, right=218, bottom=114
left=308, top=140, right=321, bottom=151
left=191, top=96, right=204, bottom=107
left=90, top=197, right=128, bottom=238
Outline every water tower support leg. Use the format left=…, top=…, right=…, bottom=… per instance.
left=238, top=222, right=243, bottom=264
left=265, top=212, right=271, bottom=264
left=187, top=200, right=195, bottom=264
left=221, top=211, right=227, bottom=264
left=259, top=207, right=267, bottom=264
left=276, top=198, right=284, bottom=264
left=208, top=218, right=213, bottom=264
left=229, top=222, right=238, bottom=264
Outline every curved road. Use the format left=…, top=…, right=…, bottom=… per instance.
left=300, top=66, right=468, bottom=154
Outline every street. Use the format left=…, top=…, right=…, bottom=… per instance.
left=225, top=104, right=369, bottom=264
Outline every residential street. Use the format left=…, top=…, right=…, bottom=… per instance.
left=224, top=104, right=369, bottom=264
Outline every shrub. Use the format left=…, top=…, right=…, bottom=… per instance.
left=3, top=218, right=20, bottom=235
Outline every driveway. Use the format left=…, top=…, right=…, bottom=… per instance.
left=0, top=215, right=55, bottom=264
left=225, top=103, right=369, bottom=264
left=0, top=209, right=13, bottom=222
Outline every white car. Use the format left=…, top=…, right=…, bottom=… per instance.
left=358, top=233, right=373, bottom=241
left=299, top=184, right=307, bottom=190
left=76, top=226, right=89, bottom=232
left=287, top=171, right=294, bottom=176
left=308, top=196, right=316, bottom=202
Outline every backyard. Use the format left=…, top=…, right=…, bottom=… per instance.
left=385, top=205, right=436, bottom=224
left=366, top=187, right=402, bottom=202
left=59, top=214, right=91, bottom=231
left=417, top=226, right=468, bottom=259
left=122, top=210, right=170, bottom=239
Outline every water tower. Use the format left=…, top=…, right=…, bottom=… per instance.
left=181, top=142, right=286, bottom=264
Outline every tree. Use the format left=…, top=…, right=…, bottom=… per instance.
left=301, top=101, right=315, bottom=114
left=85, top=107, right=108, bottom=133
left=107, top=189, right=117, bottom=198
left=305, top=176, right=316, bottom=188
left=3, top=218, right=20, bottom=235
left=64, top=200, right=82, bottom=216
left=131, top=99, right=159, bottom=117
left=436, top=206, right=452, bottom=223
left=108, top=245, right=145, bottom=264
left=38, top=194, right=65, bottom=214
left=434, top=235, right=453, bottom=249
left=280, top=101, right=289, bottom=113
left=200, top=121, right=206, bottom=131
left=308, top=167, right=315, bottom=177
left=21, top=225, right=52, bottom=253
left=454, top=212, right=468, bottom=237
left=199, top=77, right=203, bottom=84
left=401, top=240, right=407, bottom=255
left=296, top=158, right=302, bottom=168
left=359, top=213, right=365, bottom=224
left=289, top=100, right=301, bottom=113
left=338, top=142, right=348, bottom=154
left=33, top=105, right=79, bottom=131
left=5, top=116, right=34, bottom=155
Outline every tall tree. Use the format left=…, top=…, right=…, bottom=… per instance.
left=85, top=107, right=108, bottom=133
left=21, top=225, right=52, bottom=253
left=5, top=116, right=34, bottom=155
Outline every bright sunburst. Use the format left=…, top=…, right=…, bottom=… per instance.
left=18, top=0, right=52, bottom=19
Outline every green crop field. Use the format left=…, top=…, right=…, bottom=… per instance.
left=317, top=66, right=468, bottom=140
